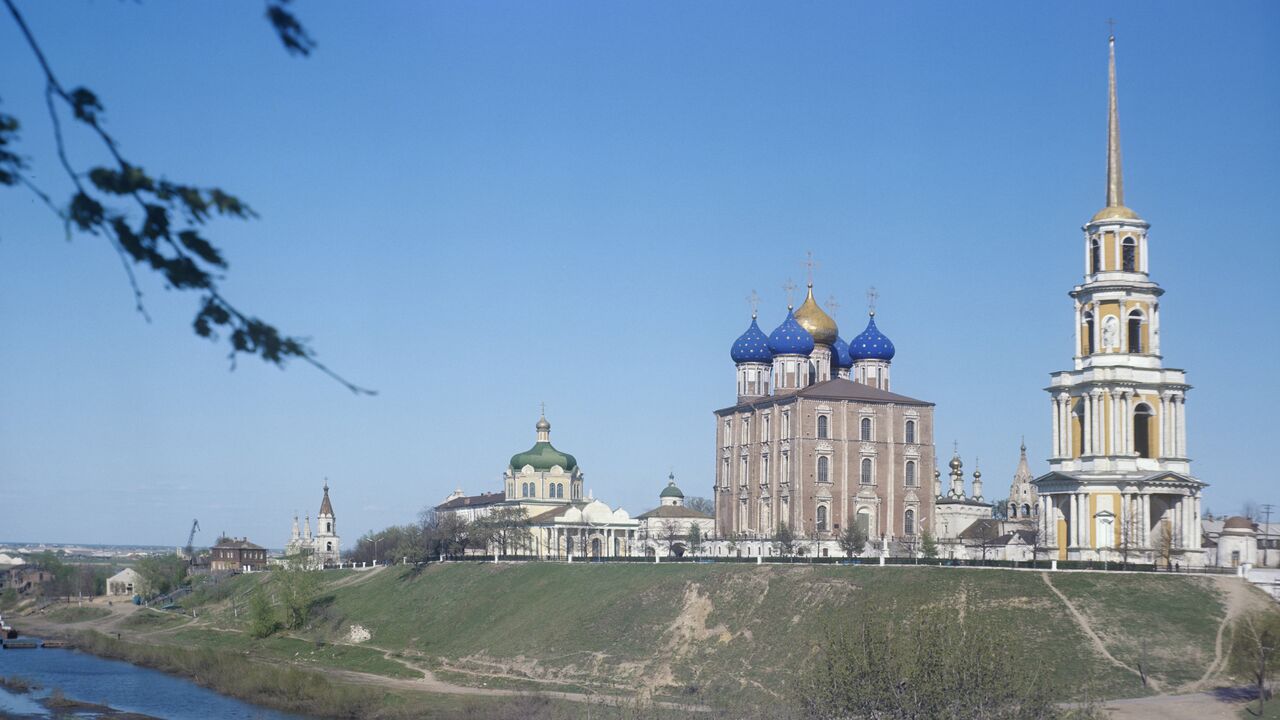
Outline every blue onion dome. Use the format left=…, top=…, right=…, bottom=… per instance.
left=730, top=314, right=773, bottom=364
left=768, top=307, right=815, bottom=356
left=832, top=336, right=853, bottom=369
left=849, top=312, right=895, bottom=361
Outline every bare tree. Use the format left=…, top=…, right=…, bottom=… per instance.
left=1154, top=520, right=1175, bottom=569
left=685, top=496, right=714, bottom=515
left=659, top=519, right=683, bottom=558
left=1229, top=611, right=1280, bottom=716
left=1243, top=500, right=1262, bottom=522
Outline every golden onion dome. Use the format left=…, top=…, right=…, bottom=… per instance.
left=792, top=283, right=838, bottom=346
left=1090, top=204, right=1143, bottom=223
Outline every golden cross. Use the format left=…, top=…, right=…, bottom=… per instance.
left=866, top=286, right=879, bottom=313
left=824, top=294, right=841, bottom=318
left=1106, top=17, right=1117, bottom=35
left=746, top=289, right=760, bottom=316
left=804, top=251, right=819, bottom=285
left=782, top=278, right=797, bottom=307
left=539, top=401, right=546, bottom=417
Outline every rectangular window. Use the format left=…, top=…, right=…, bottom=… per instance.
left=783, top=412, right=791, bottom=437
left=742, top=417, right=750, bottom=444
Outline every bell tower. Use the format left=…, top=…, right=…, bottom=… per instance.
left=1036, top=35, right=1205, bottom=566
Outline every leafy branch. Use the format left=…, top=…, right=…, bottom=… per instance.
left=1, top=0, right=373, bottom=394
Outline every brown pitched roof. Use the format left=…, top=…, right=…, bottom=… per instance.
left=435, top=491, right=506, bottom=511
left=319, top=485, right=335, bottom=517
left=637, top=505, right=713, bottom=521
left=717, top=377, right=932, bottom=413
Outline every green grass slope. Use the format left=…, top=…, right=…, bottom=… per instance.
left=281, top=563, right=1233, bottom=703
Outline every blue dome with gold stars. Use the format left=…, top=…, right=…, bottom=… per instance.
left=768, top=309, right=815, bottom=356
left=730, top=315, right=773, bottom=364
left=849, top=313, right=895, bottom=361
left=832, top=336, right=854, bottom=369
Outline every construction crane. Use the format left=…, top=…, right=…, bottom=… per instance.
left=184, top=519, right=201, bottom=564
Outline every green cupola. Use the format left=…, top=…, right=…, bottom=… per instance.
left=509, top=414, right=578, bottom=472
left=659, top=473, right=685, bottom=506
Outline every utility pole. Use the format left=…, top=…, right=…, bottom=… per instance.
left=1262, top=503, right=1275, bottom=567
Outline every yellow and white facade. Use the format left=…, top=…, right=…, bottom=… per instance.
left=1033, top=37, right=1206, bottom=565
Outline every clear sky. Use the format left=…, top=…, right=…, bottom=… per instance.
left=1, top=2, right=1277, bottom=548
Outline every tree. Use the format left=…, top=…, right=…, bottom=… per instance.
left=773, top=523, right=795, bottom=558
left=1229, top=611, right=1280, bottom=716
left=990, top=497, right=1010, bottom=521
left=798, top=605, right=1073, bottom=719
left=920, top=529, right=939, bottom=559
left=838, top=522, right=867, bottom=558
left=1243, top=500, right=1262, bottom=522
left=1, top=0, right=370, bottom=393
left=478, top=507, right=531, bottom=557
left=686, top=496, right=714, bottom=516
left=135, top=554, right=188, bottom=596
left=274, top=565, right=319, bottom=631
left=1154, top=520, right=1175, bottom=569
left=248, top=586, right=277, bottom=638
left=659, top=519, right=683, bottom=558
left=686, top=523, right=704, bottom=557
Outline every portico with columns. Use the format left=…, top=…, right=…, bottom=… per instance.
left=1033, top=35, right=1205, bottom=566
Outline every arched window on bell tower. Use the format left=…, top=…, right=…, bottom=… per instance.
left=1133, top=403, right=1154, bottom=458
left=1122, top=237, right=1137, bottom=272
left=1127, top=310, right=1144, bottom=353
left=1090, top=237, right=1102, bottom=274
left=1084, top=312, right=1096, bottom=355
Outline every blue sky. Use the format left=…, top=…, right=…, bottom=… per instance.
left=1, top=2, right=1277, bottom=547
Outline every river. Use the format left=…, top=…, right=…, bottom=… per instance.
left=0, top=641, right=309, bottom=719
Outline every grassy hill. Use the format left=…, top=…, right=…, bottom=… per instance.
left=191, top=563, right=1253, bottom=704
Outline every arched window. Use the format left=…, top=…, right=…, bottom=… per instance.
left=1009, top=503, right=1018, bottom=518
left=860, top=417, right=873, bottom=441
left=817, top=506, right=828, bottom=532
left=326, top=522, right=332, bottom=533
left=817, top=415, right=829, bottom=439
left=817, top=456, right=829, bottom=483
left=905, top=420, right=916, bottom=444
left=1128, top=310, right=1143, bottom=353
left=555, top=483, right=563, bottom=498
left=1090, top=237, right=1101, bottom=274
left=1122, top=237, right=1136, bottom=272
left=521, top=482, right=528, bottom=497
left=1134, top=404, right=1154, bottom=458
left=860, top=458, right=873, bottom=484
left=904, top=509, right=916, bottom=535
left=1084, top=311, right=1096, bottom=354
left=1022, top=503, right=1032, bottom=518
left=905, top=461, right=916, bottom=487
left=856, top=508, right=871, bottom=535
left=326, top=541, right=333, bottom=552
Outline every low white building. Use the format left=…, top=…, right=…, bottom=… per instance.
left=106, top=568, right=144, bottom=597
left=635, top=476, right=714, bottom=557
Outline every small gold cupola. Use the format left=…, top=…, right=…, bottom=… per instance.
left=793, top=283, right=838, bottom=346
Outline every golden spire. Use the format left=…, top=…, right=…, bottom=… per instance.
left=1093, top=33, right=1140, bottom=223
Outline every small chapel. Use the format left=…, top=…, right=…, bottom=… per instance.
left=285, top=483, right=342, bottom=568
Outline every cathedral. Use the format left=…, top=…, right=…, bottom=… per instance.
left=285, top=483, right=342, bottom=568
left=716, top=284, right=937, bottom=548
left=1032, top=37, right=1206, bottom=566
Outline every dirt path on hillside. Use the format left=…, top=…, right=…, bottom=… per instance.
left=1184, top=577, right=1267, bottom=692
left=1100, top=687, right=1256, bottom=720
left=1040, top=572, right=1162, bottom=692
left=327, top=666, right=711, bottom=712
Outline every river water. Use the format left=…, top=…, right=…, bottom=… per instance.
left=0, top=641, right=309, bottom=719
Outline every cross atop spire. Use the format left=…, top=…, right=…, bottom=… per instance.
left=1105, top=34, right=1124, bottom=210
left=539, top=400, right=546, bottom=417
left=824, top=294, right=841, bottom=319
left=1106, top=17, right=1117, bottom=36
left=782, top=278, right=797, bottom=307
left=803, top=251, right=819, bottom=286
left=746, top=289, right=760, bottom=318
left=866, top=286, right=879, bottom=316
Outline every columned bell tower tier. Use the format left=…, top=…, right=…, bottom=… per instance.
left=1033, top=36, right=1205, bottom=566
